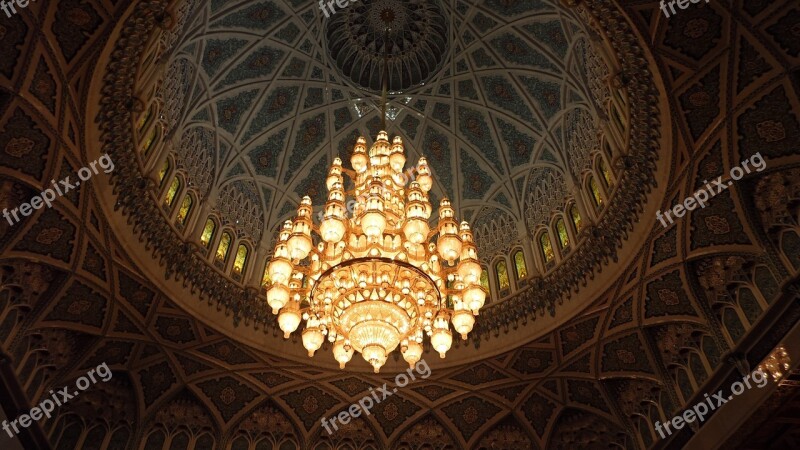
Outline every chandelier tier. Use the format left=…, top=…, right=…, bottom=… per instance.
left=266, top=131, right=485, bottom=373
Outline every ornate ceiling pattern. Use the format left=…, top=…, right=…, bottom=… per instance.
left=148, top=0, right=626, bottom=261
left=0, top=0, right=799, bottom=449
left=100, top=0, right=665, bottom=346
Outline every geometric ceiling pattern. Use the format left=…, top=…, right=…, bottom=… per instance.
left=0, top=0, right=799, bottom=449
left=106, top=0, right=664, bottom=347
left=158, top=0, right=612, bottom=259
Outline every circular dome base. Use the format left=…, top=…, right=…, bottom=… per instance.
left=324, top=0, right=449, bottom=93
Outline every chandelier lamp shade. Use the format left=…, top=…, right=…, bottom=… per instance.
left=266, top=131, right=485, bottom=373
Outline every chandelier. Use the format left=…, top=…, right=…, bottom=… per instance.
left=757, top=346, right=791, bottom=382
left=265, top=131, right=485, bottom=372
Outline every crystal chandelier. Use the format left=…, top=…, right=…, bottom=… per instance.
left=757, top=346, right=791, bottom=382
left=265, top=131, right=485, bottom=372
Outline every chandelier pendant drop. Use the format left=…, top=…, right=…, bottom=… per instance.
left=266, top=132, right=485, bottom=372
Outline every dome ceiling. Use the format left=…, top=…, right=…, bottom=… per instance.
left=4, top=0, right=800, bottom=448
left=96, top=0, right=665, bottom=362
left=160, top=0, right=614, bottom=263
left=325, top=0, right=450, bottom=92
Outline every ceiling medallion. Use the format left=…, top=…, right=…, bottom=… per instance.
left=325, top=0, right=449, bottom=92
left=266, top=132, right=485, bottom=372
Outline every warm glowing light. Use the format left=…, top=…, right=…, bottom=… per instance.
left=333, top=339, right=354, bottom=369
left=451, top=310, right=475, bottom=339
left=401, top=340, right=423, bottom=369
left=265, top=131, right=483, bottom=372
left=758, top=346, right=791, bottom=382
left=266, top=283, right=290, bottom=314
left=278, top=305, right=301, bottom=339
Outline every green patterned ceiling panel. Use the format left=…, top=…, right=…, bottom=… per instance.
left=155, top=0, right=619, bottom=252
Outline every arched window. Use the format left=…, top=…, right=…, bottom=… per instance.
left=176, top=194, right=193, bottom=225
left=142, top=430, right=165, bottom=450
left=588, top=176, right=603, bottom=207
left=231, top=436, right=249, bottom=450
left=611, top=102, right=625, bottom=134
left=555, top=219, right=569, bottom=249
left=233, top=244, right=249, bottom=275
left=158, top=159, right=170, bottom=185
left=164, top=176, right=180, bottom=207
left=200, top=218, right=216, bottom=248
left=495, top=260, right=510, bottom=292
left=137, top=104, right=154, bottom=134
left=599, top=158, right=612, bottom=186
left=540, top=232, right=554, bottom=263
left=480, top=268, right=489, bottom=291
left=170, top=432, right=190, bottom=450
left=603, top=140, right=613, bottom=160
left=195, top=434, right=215, bottom=450
left=570, top=204, right=583, bottom=232
left=513, top=250, right=527, bottom=280
left=216, top=232, right=232, bottom=263
left=142, top=126, right=160, bottom=156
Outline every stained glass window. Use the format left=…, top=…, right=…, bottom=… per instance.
left=159, top=160, right=170, bottom=185
left=143, top=127, right=158, bottom=156
left=480, top=268, right=489, bottom=291
left=233, top=244, right=248, bottom=274
left=589, top=176, right=603, bottom=207
left=200, top=218, right=217, bottom=248
left=556, top=219, right=569, bottom=248
left=599, top=158, right=612, bottom=186
left=200, top=219, right=215, bottom=248
left=513, top=250, right=527, bottom=280
left=216, top=232, right=231, bottom=263
left=177, top=194, right=192, bottom=225
left=570, top=205, right=583, bottom=232
left=496, top=260, right=510, bottom=291
left=137, top=106, right=152, bottom=133
left=540, top=232, right=554, bottom=263
left=164, top=177, right=180, bottom=207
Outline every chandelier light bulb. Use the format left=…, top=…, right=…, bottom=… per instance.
left=351, top=137, right=368, bottom=172
left=268, top=258, right=292, bottom=285
left=278, top=306, right=301, bottom=339
left=401, top=341, right=423, bottom=368
left=320, top=218, right=346, bottom=243
left=458, top=259, right=481, bottom=285
left=389, top=137, right=406, bottom=172
left=431, top=328, right=452, bottom=358
left=451, top=310, right=476, bottom=339
left=416, top=158, right=433, bottom=192
left=437, top=231, right=462, bottom=263
left=302, top=319, right=325, bottom=357
left=266, top=283, right=290, bottom=314
left=333, top=339, right=354, bottom=369
left=288, top=197, right=314, bottom=260
left=362, top=343, right=388, bottom=373
left=464, top=285, right=487, bottom=313
left=265, top=131, right=483, bottom=372
left=326, top=158, right=344, bottom=190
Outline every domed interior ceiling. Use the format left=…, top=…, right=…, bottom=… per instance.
left=159, top=0, right=615, bottom=263
left=325, top=0, right=450, bottom=92
left=2, top=0, right=800, bottom=448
